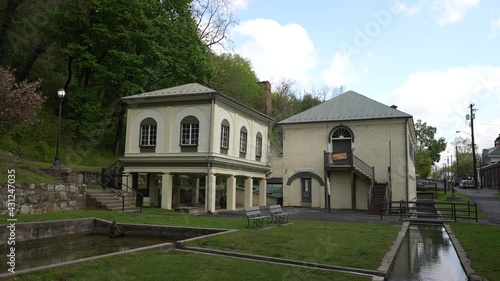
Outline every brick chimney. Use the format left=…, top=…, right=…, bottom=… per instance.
left=258, top=81, right=272, bottom=116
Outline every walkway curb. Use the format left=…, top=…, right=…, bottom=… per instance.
left=177, top=246, right=385, bottom=278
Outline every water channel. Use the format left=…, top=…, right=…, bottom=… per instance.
left=387, top=224, right=467, bottom=281
left=1, top=234, right=171, bottom=271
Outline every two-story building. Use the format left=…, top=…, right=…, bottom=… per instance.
left=120, top=83, right=273, bottom=212
left=481, top=134, right=500, bottom=189
left=271, top=91, right=417, bottom=212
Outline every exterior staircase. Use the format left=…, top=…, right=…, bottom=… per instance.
left=368, top=183, right=387, bottom=214
left=86, top=189, right=138, bottom=213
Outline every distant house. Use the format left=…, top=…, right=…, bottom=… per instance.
left=481, top=134, right=500, bottom=189
left=120, top=83, right=273, bottom=212
left=270, top=91, right=417, bottom=212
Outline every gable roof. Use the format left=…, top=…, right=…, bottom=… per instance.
left=278, top=90, right=412, bottom=125
left=122, top=83, right=217, bottom=100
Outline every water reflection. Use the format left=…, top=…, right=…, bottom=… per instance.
left=1, top=234, right=170, bottom=271
left=387, top=224, right=467, bottom=281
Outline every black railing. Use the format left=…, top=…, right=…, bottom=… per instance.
left=100, top=162, right=144, bottom=213
left=380, top=200, right=478, bottom=223
left=83, top=172, right=126, bottom=212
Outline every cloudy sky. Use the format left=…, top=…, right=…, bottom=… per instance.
left=224, top=0, right=500, bottom=164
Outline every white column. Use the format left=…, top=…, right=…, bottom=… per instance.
left=258, top=178, right=267, bottom=206
left=161, top=173, right=173, bottom=210
left=193, top=177, right=200, bottom=205
left=244, top=177, right=253, bottom=208
left=226, top=175, right=236, bottom=210
left=208, top=173, right=216, bottom=212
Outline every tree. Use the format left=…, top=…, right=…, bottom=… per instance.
left=190, top=0, right=238, bottom=49
left=451, top=136, right=478, bottom=179
left=414, top=119, right=446, bottom=179
left=415, top=119, right=447, bottom=163
left=0, top=68, right=45, bottom=134
left=207, top=53, right=261, bottom=108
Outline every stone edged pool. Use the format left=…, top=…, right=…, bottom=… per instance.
left=0, top=218, right=235, bottom=278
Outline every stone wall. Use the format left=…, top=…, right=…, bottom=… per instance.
left=0, top=183, right=86, bottom=215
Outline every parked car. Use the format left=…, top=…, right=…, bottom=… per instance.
left=459, top=180, right=475, bottom=189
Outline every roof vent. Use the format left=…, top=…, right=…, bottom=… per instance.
left=390, top=105, right=398, bottom=109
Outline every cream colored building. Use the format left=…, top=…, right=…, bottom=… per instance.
left=272, top=91, right=417, bottom=212
left=120, top=83, right=273, bottom=212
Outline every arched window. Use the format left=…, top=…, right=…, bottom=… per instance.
left=220, top=119, right=230, bottom=149
left=180, top=116, right=199, bottom=146
left=255, top=132, right=263, bottom=160
left=330, top=127, right=352, bottom=140
left=140, top=118, right=157, bottom=147
left=239, top=127, right=248, bottom=154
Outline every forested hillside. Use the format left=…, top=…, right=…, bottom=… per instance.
left=0, top=0, right=341, bottom=166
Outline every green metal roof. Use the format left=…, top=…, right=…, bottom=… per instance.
left=278, top=90, right=412, bottom=125
left=122, top=83, right=217, bottom=100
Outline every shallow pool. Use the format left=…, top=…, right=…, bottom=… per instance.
left=1, top=234, right=171, bottom=271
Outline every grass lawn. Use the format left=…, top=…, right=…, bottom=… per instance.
left=0, top=209, right=399, bottom=280
left=450, top=223, right=500, bottom=281
left=496, top=193, right=500, bottom=199
left=8, top=251, right=370, bottom=281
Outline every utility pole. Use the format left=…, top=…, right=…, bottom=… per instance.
left=469, top=104, right=479, bottom=192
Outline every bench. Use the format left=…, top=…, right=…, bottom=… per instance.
left=269, top=205, right=290, bottom=224
left=244, top=206, right=270, bottom=228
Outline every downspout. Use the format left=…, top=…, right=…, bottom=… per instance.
left=206, top=94, right=215, bottom=212
left=404, top=118, right=409, bottom=202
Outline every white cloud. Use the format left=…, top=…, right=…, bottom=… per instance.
left=388, top=66, right=500, bottom=151
left=392, top=0, right=421, bottom=15
left=321, top=52, right=367, bottom=87
left=431, top=0, right=479, bottom=25
left=233, top=18, right=316, bottom=85
left=488, top=18, right=500, bottom=39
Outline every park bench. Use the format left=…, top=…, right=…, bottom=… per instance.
left=244, top=206, right=270, bottom=228
left=269, top=205, right=290, bottom=224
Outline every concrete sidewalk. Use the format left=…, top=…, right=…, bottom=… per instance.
left=207, top=206, right=401, bottom=225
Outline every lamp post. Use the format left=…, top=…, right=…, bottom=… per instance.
left=53, top=88, right=66, bottom=167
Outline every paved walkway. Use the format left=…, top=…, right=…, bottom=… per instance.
left=456, top=187, right=500, bottom=225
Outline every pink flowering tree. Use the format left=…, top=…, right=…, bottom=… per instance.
left=0, top=68, right=45, bottom=134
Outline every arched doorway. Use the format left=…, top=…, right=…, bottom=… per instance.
left=330, top=126, right=353, bottom=157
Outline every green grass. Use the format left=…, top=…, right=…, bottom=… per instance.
left=451, top=223, right=500, bottom=281
left=496, top=193, right=500, bottom=200
left=0, top=209, right=399, bottom=279
left=0, top=149, right=115, bottom=183
left=8, top=251, right=370, bottom=281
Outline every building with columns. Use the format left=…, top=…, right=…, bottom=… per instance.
left=120, top=83, right=273, bottom=212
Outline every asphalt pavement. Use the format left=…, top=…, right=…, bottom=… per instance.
left=456, top=187, right=500, bottom=225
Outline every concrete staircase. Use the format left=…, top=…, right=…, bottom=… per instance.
left=86, top=189, right=138, bottom=213
left=367, top=183, right=387, bottom=214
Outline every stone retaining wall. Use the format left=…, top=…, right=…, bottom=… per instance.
left=0, top=183, right=86, bottom=215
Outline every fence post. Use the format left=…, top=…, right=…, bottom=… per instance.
left=400, top=201, right=403, bottom=219
left=453, top=203, right=456, bottom=222
left=475, top=203, right=478, bottom=223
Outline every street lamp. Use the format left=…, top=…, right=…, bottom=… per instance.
left=52, top=88, right=66, bottom=167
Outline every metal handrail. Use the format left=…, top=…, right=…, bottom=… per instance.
left=352, top=154, right=373, bottom=177
left=82, top=172, right=126, bottom=212
left=380, top=200, right=478, bottom=222
left=100, top=163, right=144, bottom=213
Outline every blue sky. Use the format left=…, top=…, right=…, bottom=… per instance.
left=222, top=0, right=500, bottom=163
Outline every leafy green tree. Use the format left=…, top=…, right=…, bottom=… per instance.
left=415, top=119, right=447, bottom=162
left=207, top=53, right=261, bottom=107
left=414, top=119, right=446, bottom=179
left=451, top=136, right=478, bottom=179
left=415, top=146, right=432, bottom=178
